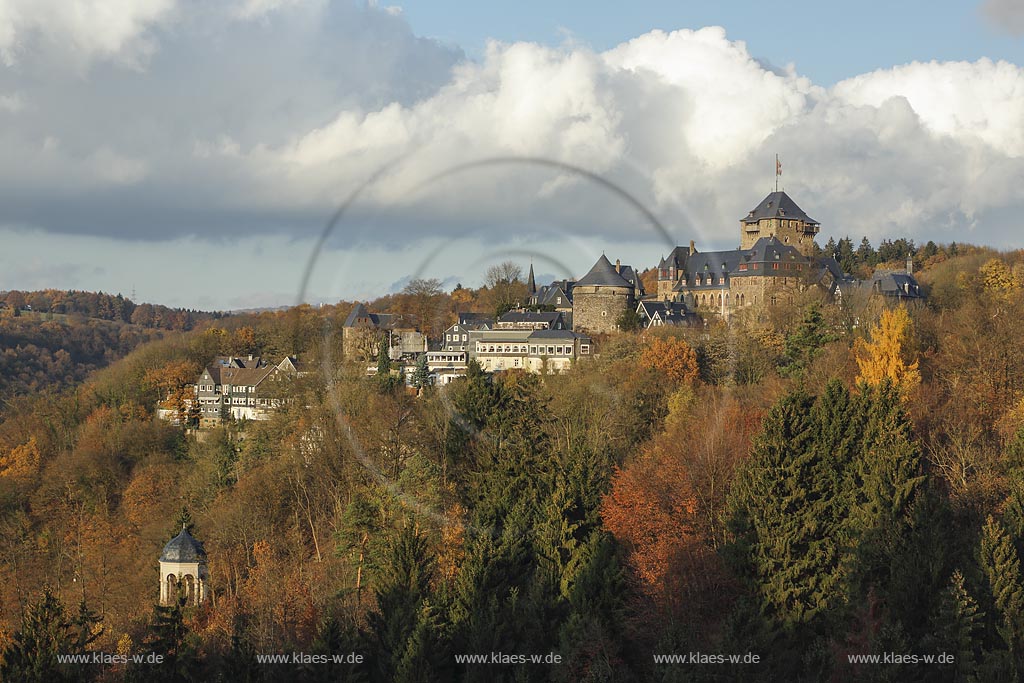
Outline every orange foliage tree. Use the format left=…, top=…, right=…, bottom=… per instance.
left=144, top=360, right=200, bottom=422
left=638, top=334, right=699, bottom=384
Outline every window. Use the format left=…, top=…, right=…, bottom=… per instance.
left=530, top=345, right=537, bottom=354
left=580, top=344, right=589, bottom=354
left=739, top=264, right=748, bottom=271
left=601, top=311, right=608, bottom=317
left=556, top=297, right=562, bottom=304
left=462, top=334, right=467, bottom=341
left=446, top=334, right=451, bottom=341
left=772, top=263, right=779, bottom=270
left=547, top=346, right=554, bottom=354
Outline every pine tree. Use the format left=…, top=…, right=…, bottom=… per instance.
left=410, top=353, right=431, bottom=390
left=141, top=585, right=198, bottom=682
left=783, top=303, right=835, bottom=374
left=845, top=381, right=927, bottom=619
left=0, top=589, right=97, bottom=683
left=394, top=601, right=450, bottom=683
left=980, top=516, right=1024, bottom=663
left=364, top=525, right=435, bottom=683
left=931, top=570, right=984, bottom=680
left=376, top=340, right=391, bottom=377
left=175, top=507, right=195, bottom=535
left=726, top=391, right=835, bottom=626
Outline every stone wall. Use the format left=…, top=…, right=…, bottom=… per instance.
left=572, top=285, right=634, bottom=334
left=740, top=218, right=818, bottom=256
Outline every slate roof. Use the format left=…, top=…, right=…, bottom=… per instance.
left=536, top=280, right=575, bottom=307
left=343, top=303, right=414, bottom=330
left=217, top=365, right=275, bottom=387
left=741, top=191, right=819, bottom=226
left=576, top=255, right=635, bottom=288
left=457, top=312, right=494, bottom=327
left=527, top=329, right=590, bottom=342
left=160, top=528, right=207, bottom=563
left=498, top=311, right=564, bottom=328
left=636, top=300, right=697, bottom=326
left=870, top=271, right=924, bottom=299
left=660, top=245, right=693, bottom=271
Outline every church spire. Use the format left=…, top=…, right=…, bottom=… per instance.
left=527, top=263, right=536, bottom=296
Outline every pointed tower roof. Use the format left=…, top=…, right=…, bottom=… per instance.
left=526, top=263, right=537, bottom=295
left=576, top=254, right=633, bottom=288
left=160, top=528, right=207, bottom=563
left=741, top=191, right=819, bottom=226
left=343, top=302, right=369, bottom=327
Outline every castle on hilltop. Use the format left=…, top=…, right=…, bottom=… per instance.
left=655, top=191, right=846, bottom=314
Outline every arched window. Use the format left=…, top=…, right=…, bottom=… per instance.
left=185, top=574, right=196, bottom=605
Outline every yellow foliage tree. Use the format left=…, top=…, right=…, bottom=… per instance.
left=0, top=436, right=41, bottom=480
left=855, top=307, right=921, bottom=395
left=639, top=335, right=700, bottom=384
left=980, top=258, right=1020, bottom=299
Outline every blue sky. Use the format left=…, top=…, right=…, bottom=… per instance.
left=0, top=0, right=1022, bottom=309
left=399, top=0, right=1023, bottom=85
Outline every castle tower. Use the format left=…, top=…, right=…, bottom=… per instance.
left=740, top=191, right=819, bottom=256
left=159, top=526, right=208, bottom=606
left=572, top=254, right=637, bottom=334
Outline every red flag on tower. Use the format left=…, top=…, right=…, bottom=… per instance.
left=776, top=155, right=782, bottom=177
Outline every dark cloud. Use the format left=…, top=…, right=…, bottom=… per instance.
left=981, top=0, right=1024, bottom=36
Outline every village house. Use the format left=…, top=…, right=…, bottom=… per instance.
left=342, top=302, right=426, bottom=361
left=442, top=312, right=493, bottom=353
left=187, top=355, right=304, bottom=428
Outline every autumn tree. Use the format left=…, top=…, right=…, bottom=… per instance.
left=638, top=334, right=699, bottom=384
left=980, top=258, right=1020, bottom=298
left=401, top=278, right=444, bottom=337
left=144, top=360, right=200, bottom=423
left=230, top=326, right=257, bottom=356
left=484, top=261, right=525, bottom=316
left=0, top=436, right=41, bottom=481
left=854, top=306, right=921, bottom=396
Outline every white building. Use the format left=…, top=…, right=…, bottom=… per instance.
left=468, top=328, right=591, bottom=373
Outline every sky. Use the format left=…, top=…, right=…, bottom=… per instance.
left=1, top=0, right=1022, bottom=310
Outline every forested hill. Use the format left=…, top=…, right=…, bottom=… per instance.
left=5, top=248, right=1024, bottom=681
left=1, top=289, right=220, bottom=330
left=0, top=312, right=164, bottom=402
left=0, top=290, right=226, bottom=405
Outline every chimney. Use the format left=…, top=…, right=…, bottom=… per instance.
left=906, top=256, right=913, bottom=275
left=615, top=259, right=621, bottom=273
left=689, top=240, right=695, bottom=256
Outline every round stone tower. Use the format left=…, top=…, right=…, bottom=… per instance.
left=159, top=526, right=208, bottom=606
left=572, top=255, right=637, bottom=334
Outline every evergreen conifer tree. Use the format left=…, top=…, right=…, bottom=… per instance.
left=364, top=525, right=435, bottom=683
left=980, top=515, right=1024, bottom=664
